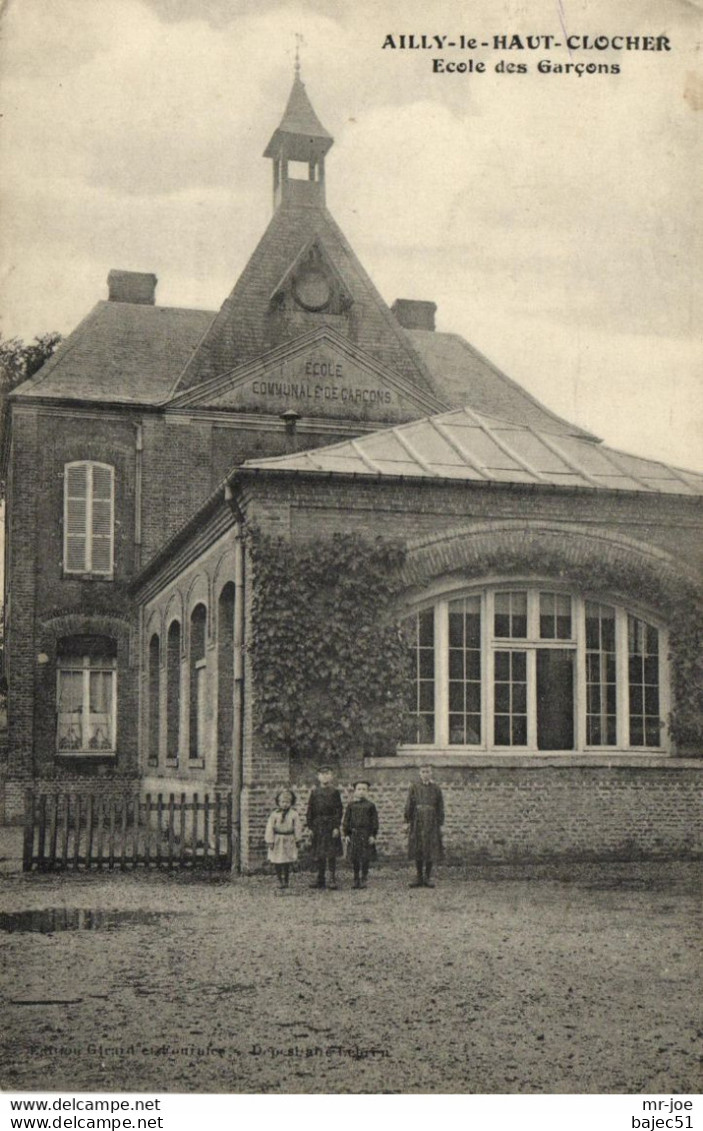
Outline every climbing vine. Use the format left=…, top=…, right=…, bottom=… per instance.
left=247, top=529, right=703, bottom=760
left=247, top=530, right=410, bottom=764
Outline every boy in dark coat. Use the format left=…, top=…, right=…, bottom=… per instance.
left=404, top=764, right=444, bottom=887
left=306, top=766, right=344, bottom=889
left=342, top=781, right=379, bottom=889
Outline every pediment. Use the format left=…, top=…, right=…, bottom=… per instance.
left=169, top=327, right=448, bottom=423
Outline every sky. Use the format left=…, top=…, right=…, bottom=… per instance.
left=0, top=0, right=701, bottom=469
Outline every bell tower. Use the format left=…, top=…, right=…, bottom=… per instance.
left=263, top=59, right=333, bottom=211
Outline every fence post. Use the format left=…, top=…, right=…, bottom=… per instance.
left=167, top=794, right=175, bottom=868
left=61, top=794, right=70, bottom=869
left=73, top=794, right=81, bottom=869
left=132, top=792, right=141, bottom=868
left=144, top=794, right=152, bottom=868
left=179, top=793, right=186, bottom=866
left=22, top=790, right=34, bottom=872
left=85, top=794, right=94, bottom=869
left=226, top=791, right=234, bottom=872
left=203, top=793, right=210, bottom=865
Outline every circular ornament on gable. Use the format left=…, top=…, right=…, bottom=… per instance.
left=293, top=269, right=332, bottom=312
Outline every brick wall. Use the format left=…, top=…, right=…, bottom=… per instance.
left=239, top=763, right=703, bottom=870
left=243, top=477, right=703, bottom=572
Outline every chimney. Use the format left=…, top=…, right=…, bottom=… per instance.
left=392, top=299, right=436, bottom=331
left=107, top=270, right=157, bottom=305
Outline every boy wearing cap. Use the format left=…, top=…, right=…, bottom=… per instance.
left=306, top=766, right=344, bottom=889
left=342, top=780, right=379, bottom=889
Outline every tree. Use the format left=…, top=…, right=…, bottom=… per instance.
left=0, top=331, right=62, bottom=393
left=0, top=331, right=62, bottom=496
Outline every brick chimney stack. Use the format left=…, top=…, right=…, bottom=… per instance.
left=392, top=299, right=436, bottom=331
left=107, top=270, right=157, bottom=305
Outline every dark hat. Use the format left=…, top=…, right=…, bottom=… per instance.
left=353, top=780, right=371, bottom=788
left=316, top=765, right=333, bottom=773
left=275, top=787, right=296, bottom=806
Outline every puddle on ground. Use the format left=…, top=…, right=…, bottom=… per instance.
left=0, top=909, right=181, bottom=933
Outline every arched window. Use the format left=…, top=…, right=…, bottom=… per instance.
left=63, top=462, right=114, bottom=576
left=166, top=620, right=181, bottom=763
left=403, top=586, right=667, bottom=753
left=189, top=604, right=207, bottom=761
left=217, top=583, right=235, bottom=780
left=56, top=635, right=117, bottom=755
left=147, top=633, right=160, bottom=766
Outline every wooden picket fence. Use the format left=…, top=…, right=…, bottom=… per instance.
left=23, top=790, right=233, bottom=872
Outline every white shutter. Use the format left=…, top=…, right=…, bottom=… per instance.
left=90, top=464, right=114, bottom=575
left=63, top=462, right=114, bottom=575
left=64, top=464, right=88, bottom=572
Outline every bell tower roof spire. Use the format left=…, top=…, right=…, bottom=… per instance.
left=264, top=63, right=333, bottom=210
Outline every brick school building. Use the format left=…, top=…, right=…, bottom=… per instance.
left=3, top=70, right=702, bottom=867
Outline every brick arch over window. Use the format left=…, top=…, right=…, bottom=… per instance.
left=38, top=613, right=131, bottom=655
left=402, top=521, right=698, bottom=608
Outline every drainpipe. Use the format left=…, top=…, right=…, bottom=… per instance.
left=280, top=409, right=300, bottom=453
left=134, top=423, right=143, bottom=570
left=227, top=490, right=245, bottom=872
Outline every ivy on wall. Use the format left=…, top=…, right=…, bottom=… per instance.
left=247, top=530, right=409, bottom=764
left=247, top=530, right=703, bottom=760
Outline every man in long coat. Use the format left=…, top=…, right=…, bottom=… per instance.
left=306, top=766, right=344, bottom=889
left=404, top=764, right=444, bottom=887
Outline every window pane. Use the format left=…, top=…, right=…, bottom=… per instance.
left=405, top=610, right=435, bottom=744
left=540, top=592, right=572, bottom=640
left=495, top=683, right=510, bottom=712
left=494, top=716, right=510, bottom=745
left=586, top=603, right=617, bottom=747
left=628, top=615, right=660, bottom=747
left=448, top=682, right=465, bottom=712
left=513, top=682, right=527, bottom=714
left=512, top=716, right=527, bottom=745
left=495, top=613, right=510, bottom=638
left=420, top=648, right=436, bottom=678
left=448, top=611, right=464, bottom=648
left=419, top=682, right=434, bottom=712
left=466, top=684, right=481, bottom=714
left=494, top=591, right=527, bottom=638
left=494, top=652, right=509, bottom=680
left=494, top=649, right=527, bottom=747
left=447, top=596, right=482, bottom=745
left=418, top=609, right=434, bottom=647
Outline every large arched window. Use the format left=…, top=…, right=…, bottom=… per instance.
left=217, top=583, right=235, bottom=780
left=166, top=620, right=181, bottom=763
left=403, top=586, right=667, bottom=753
left=189, top=604, right=207, bottom=761
left=147, top=633, right=160, bottom=766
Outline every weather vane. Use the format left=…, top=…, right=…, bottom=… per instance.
left=294, top=32, right=304, bottom=75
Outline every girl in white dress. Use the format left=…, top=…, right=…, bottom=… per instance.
left=264, top=789, right=303, bottom=890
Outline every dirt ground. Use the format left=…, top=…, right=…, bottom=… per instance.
left=0, top=832, right=701, bottom=1095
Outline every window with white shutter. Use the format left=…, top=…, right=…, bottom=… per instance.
left=63, top=462, right=114, bottom=576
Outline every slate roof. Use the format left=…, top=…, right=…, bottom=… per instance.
left=242, top=404, right=703, bottom=496
left=12, top=302, right=215, bottom=405
left=263, top=73, right=333, bottom=155
left=405, top=330, right=597, bottom=440
left=172, top=195, right=441, bottom=399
